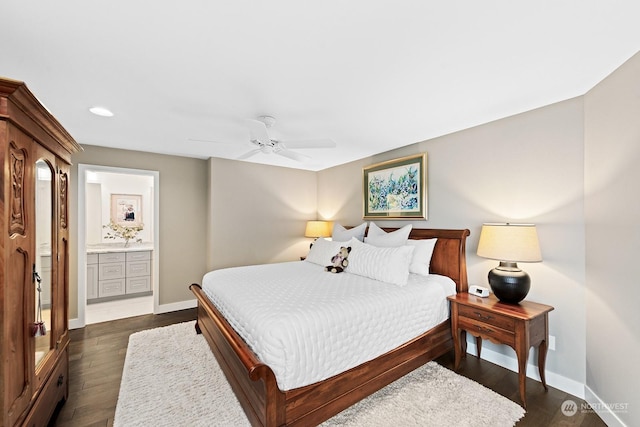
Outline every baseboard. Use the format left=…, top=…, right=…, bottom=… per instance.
left=69, top=299, right=197, bottom=329
left=69, top=318, right=84, bottom=330
left=155, top=298, right=197, bottom=314
left=584, top=385, right=629, bottom=427
left=465, top=340, right=585, bottom=399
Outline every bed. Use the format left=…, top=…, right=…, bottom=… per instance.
left=190, top=227, right=470, bottom=426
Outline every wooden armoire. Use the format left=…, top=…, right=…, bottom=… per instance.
left=1, top=77, right=81, bottom=426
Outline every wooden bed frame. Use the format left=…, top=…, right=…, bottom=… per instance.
left=190, top=227, right=470, bottom=426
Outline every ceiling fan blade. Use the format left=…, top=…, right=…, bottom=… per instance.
left=237, top=148, right=262, bottom=160
left=280, top=138, right=336, bottom=149
left=275, top=149, right=308, bottom=162
left=245, top=119, right=272, bottom=144
left=187, top=138, right=230, bottom=144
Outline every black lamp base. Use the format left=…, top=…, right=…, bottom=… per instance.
left=488, top=262, right=530, bottom=304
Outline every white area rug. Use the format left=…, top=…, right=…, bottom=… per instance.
left=114, top=321, right=525, bottom=426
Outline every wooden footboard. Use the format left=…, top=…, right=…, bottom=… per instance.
left=190, top=228, right=469, bottom=427
left=282, top=320, right=453, bottom=426
left=191, top=284, right=452, bottom=426
left=191, top=284, right=285, bottom=426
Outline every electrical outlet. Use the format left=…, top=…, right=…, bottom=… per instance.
left=549, top=335, right=556, bottom=351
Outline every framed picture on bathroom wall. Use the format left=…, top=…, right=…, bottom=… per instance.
left=110, top=194, right=142, bottom=227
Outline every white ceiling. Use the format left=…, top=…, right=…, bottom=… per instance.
left=2, top=1, right=639, bottom=171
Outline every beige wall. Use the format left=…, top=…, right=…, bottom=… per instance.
left=207, top=157, right=317, bottom=269
left=69, top=145, right=209, bottom=317
left=585, top=52, right=640, bottom=426
left=318, top=97, right=587, bottom=392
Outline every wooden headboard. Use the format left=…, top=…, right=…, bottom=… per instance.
left=375, top=227, right=470, bottom=293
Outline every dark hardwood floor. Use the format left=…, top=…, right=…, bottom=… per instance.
left=435, top=353, right=606, bottom=426
left=50, top=309, right=197, bottom=427
left=50, top=309, right=606, bottom=426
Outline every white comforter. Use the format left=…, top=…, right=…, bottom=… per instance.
left=202, top=261, right=455, bottom=391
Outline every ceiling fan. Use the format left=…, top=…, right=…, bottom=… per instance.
left=190, top=116, right=336, bottom=162
left=239, top=116, right=336, bottom=162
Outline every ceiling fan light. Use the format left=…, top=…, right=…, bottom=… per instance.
left=258, top=115, right=276, bottom=128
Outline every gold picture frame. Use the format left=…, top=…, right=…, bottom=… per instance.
left=363, top=153, right=427, bottom=219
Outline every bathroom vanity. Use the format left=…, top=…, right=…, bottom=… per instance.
left=86, top=244, right=153, bottom=303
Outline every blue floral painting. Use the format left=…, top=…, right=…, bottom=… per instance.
left=363, top=154, right=426, bottom=219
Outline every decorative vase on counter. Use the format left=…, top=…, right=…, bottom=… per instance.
left=103, top=221, right=144, bottom=247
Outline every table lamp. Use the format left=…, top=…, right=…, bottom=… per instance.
left=476, top=223, right=542, bottom=303
left=305, top=220, right=332, bottom=245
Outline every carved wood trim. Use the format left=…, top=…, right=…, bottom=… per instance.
left=59, top=170, right=68, bottom=229
left=1, top=78, right=81, bottom=162
left=9, top=141, right=26, bottom=237
left=6, top=246, right=32, bottom=426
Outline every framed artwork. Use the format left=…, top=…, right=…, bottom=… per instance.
left=110, top=194, right=142, bottom=227
left=363, top=153, right=427, bottom=219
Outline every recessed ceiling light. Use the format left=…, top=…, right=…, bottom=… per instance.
left=89, top=106, right=114, bottom=117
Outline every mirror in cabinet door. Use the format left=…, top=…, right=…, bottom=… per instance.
left=34, top=159, right=53, bottom=370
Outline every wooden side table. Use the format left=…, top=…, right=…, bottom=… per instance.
left=447, top=293, right=554, bottom=408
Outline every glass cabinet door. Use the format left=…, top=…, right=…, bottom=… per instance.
left=34, top=159, right=53, bottom=369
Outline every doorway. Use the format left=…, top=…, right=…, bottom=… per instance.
left=77, top=164, right=160, bottom=326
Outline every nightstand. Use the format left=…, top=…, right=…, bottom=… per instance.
left=447, top=293, right=554, bottom=408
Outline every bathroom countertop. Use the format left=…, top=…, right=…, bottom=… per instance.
left=86, top=243, right=154, bottom=254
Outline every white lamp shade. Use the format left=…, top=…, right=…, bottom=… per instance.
left=305, top=220, right=332, bottom=238
left=477, top=223, right=542, bottom=263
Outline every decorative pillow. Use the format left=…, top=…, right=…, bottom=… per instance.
left=305, top=238, right=346, bottom=266
left=406, top=238, right=437, bottom=276
left=365, top=222, right=387, bottom=237
left=332, top=222, right=367, bottom=242
left=365, top=223, right=413, bottom=247
left=346, top=238, right=415, bottom=287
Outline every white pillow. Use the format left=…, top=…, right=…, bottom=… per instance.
left=332, top=222, right=367, bottom=242
left=365, top=223, right=413, bottom=247
left=305, top=238, right=346, bottom=266
left=346, top=238, right=414, bottom=287
left=406, top=238, right=437, bottom=276
left=365, top=222, right=387, bottom=237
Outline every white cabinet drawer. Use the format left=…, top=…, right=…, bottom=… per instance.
left=98, top=252, right=125, bottom=263
left=126, top=276, right=151, bottom=294
left=126, top=251, right=150, bottom=262
left=126, top=260, right=150, bottom=277
left=99, top=262, right=125, bottom=280
left=86, top=264, right=98, bottom=300
left=98, top=279, right=125, bottom=297
left=88, top=249, right=153, bottom=300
